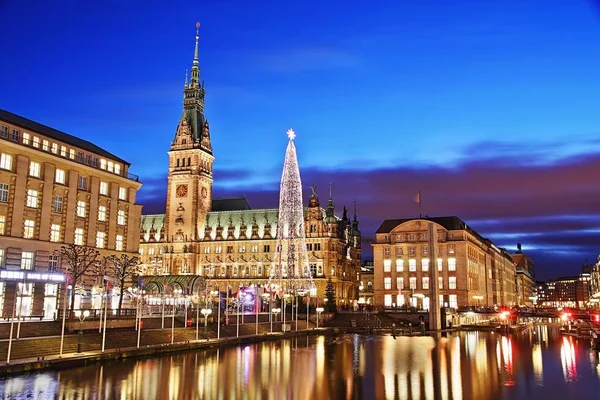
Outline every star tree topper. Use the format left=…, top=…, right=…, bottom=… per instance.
left=286, top=128, right=296, bottom=141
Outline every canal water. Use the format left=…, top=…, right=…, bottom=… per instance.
left=1, top=326, right=600, bottom=399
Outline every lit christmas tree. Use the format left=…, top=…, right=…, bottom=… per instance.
left=269, top=128, right=314, bottom=294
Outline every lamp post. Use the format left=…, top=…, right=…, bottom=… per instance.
left=272, top=308, right=281, bottom=333
left=74, top=309, right=90, bottom=353
left=316, top=307, right=324, bottom=329
left=171, top=288, right=182, bottom=344
left=201, top=308, right=212, bottom=341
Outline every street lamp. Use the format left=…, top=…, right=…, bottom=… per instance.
left=74, top=309, right=90, bottom=353
left=272, top=307, right=281, bottom=333
left=201, top=308, right=212, bottom=341
left=316, top=307, right=324, bottom=329
left=171, top=288, right=182, bottom=344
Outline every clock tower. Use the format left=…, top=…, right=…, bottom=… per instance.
left=165, top=22, right=214, bottom=244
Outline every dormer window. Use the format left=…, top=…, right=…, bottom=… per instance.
left=182, top=138, right=187, bottom=144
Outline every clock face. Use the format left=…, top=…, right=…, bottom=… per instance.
left=201, top=187, right=208, bottom=199
left=176, top=184, right=188, bottom=198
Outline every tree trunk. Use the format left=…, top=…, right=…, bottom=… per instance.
left=69, top=278, right=77, bottom=319
left=118, top=277, right=126, bottom=315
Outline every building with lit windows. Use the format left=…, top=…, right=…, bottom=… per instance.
left=358, top=261, right=374, bottom=307
left=0, top=109, right=142, bottom=318
left=511, top=243, right=536, bottom=306
left=137, top=26, right=362, bottom=306
left=537, top=267, right=591, bottom=309
left=372, top=216, right=517, bottom=309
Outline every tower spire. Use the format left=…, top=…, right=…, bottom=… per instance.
left=190, top=21, right=201, bottom=88
left=353, top=200, right=357, bottom=222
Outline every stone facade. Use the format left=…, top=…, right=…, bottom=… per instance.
left=0, top=109, right=142, bottom=318
left=372, top=217, right=517, bottom=309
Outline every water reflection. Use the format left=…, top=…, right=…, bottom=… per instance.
left=1, top=328, right=600, bottom=399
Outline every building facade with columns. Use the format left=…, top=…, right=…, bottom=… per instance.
left=372, top=217, right=517, bottom=309
left=0, top=108, right=142, bottom=319
left=138, top=27, right=362, bottom=306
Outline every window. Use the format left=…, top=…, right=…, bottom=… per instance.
left=306, top=243, right=312, bottom=251
left=396, top=259, right=404, bottom=272
left=438, top=277, right=443, bottom=289
left=49, top=224, right=61, bottom=242
left=98, top=205, right=106, bottom=221
left=100, top=159, right=107, bottom=170
left=51, top=143, right=58, bottom=154
left=409, top=247, right=416, bottom=256
left=23, top=220, right=35, bottom=238
left=239, top=245, right=246, bottom=253
left=0, top=249, right=4, bottom=266
left=438, top=258, right=443, bottom=271
left=115, top=235, right=123, bottom=251
left=117, top=210, right=126, bottom=225
left=448, top=258, right=456, bottom=271
left=408, top=233, right=415, bottom=241
left=55, top=169, right=66, bottom=184
left=215, top=246, right=222, bottom=254
left=395, top=246, right=403, bottom=256
left=384, top=294, right=392, bottom=307
left=107, top=161, right=114, bottom=172
left=114, top=164, right=121, bottom=174
left=397, top=277, right=404, bottom=290
left=78, top=176, right=87, bottom=190
left=69, top=149, right=76, bottom=160
left=42, top=140, right=49, bottom=151
left=29, top=161, right=41, bottom=178
left=60, top=146, right=67, bottom=157
left=0, top=183, right=8, bottom=202
left=409, top=259, right=416, bottom=272
left=48, top=255, right=59, bottom=271
left=409, top=277, right=417, bottom=290
left=310, top=224, right=317, bottom=233
left=74, top=228, right=84, bottom=245
left=422, top=246, right=428, bottom=256
left=100, top=181, right=109, bottom=196
left=76, top=152, right=83, bottom=162
left=92, top=157, right=98, bottom=167
left=422, top=277, right=430, bottom=290
left=226, top=246, right=234, bottom=253
left=449, top=277, right=457, bottom=290
left=251, top=245, right=258, bottom=253
left=0, top=215, right=5, bottom=235
left=77, top=201, right=86, bottom=218
left=383, top=259, right=392, bottom=272
left=118, top=187, right=127, bottom=200
left=0, top=153, right=13, bottom=170
left=21, top=251, right=34, bottom=270
left=22, top=132, right=30, bottom=145
left=263, top=245, right=270, bottom=253
left=96, top=231, right=105, bottom=248
left=0, top=125, right=7, bottom=138
left=448, top=245, right=455, bottom=255
left=314, top=243, right=321, bottom=251
left=449, top=294, right=458, bottom=309
left=32, top=136, right=40, bottom=148
left=11, top=129, right=19, bottom=141
left=384, top=247, right=391, bottom=257
left=203, top=247, right=210, bottom=254
left=384, top=277, right=392, bottom=290
left=85, top=154, right=91, bottom=165
left=309, top=263, right=317, bottom=277
left=422, top=258, right=430, bottom=271
left=26, top=189, right=39, bottom=208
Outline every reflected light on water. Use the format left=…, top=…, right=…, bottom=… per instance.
left=561, top=336, right=577, bottom=382
left=532, top=344, right=544, bottom=385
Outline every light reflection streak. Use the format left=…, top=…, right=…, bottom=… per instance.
left=532, top=344, right=543, bottom=385
left=560, top=336, right=577, bottom=382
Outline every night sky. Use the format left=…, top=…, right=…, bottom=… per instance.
left=2, top=1, right=600, bottom=281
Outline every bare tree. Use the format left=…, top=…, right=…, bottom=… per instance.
left=54, top=244, right=101, bottom=315
left=106, top=254, right=142, bottom=314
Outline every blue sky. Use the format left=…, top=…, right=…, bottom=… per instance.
left=2, top=0, right=600, bottom=279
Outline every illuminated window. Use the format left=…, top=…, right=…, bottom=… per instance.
left=384, top=294, right=392, bottom=307
left=448, top=258, right=456, bottom=271
left=98, top=205, right=106, bottom=221
left=42, top=140, right=49, bottom=151
left=422, top=277, right=430, bottom=289
left=438, top=258, right=443, bottom=271
left=60, top=146, right=67, bottom=157
left=409, top=259, right=416, bottom=272
left=384, top=277, right=392, bottom=290
left=409, top=277, right=417, bottom=290
left=117, top=210, right=126, bottom=225
left=29, top=161, right=41, bottom=178
left=215, top=246, right=222, bottom=254
left=100, top=181, right=109, bottom=196
left=50, top=224, right=61, bottom=242
left=449, top=294, right=458, bottom=308
left=114, top=164, right=121, bottom=174
left=0, top=249, right=4, bottom=266
left=383, top=259, right=392, bottom=272
left=396, top=277, right=404, bottom=290
left=449, top=277, right=457, bottom=289
left=55, top=169, right=66, bottom=184
left=422, top=258, right=430, bottom=271
left=100, top=159, right=107, bottom=170
left=107, top=161, right=114, bottom=172
left=23, top=220, right=34, bottom=238
left=0, top=215, right=5, bottom=235
left=0, top=153, right=13, bottom=170
left=26, top=189, right=39, bottom=208
left=115, top=235, right=123, bottom=251
left=251, top=245, right=258, bottom=253
left=396, top=259, right=404, bottom=272
left=74, top=228, right=84, bottom=245
left=448, top=245, right=455, bottom=255
left=118, top=187, right=127, bottom=200
left=33, top=136, right=40, bottom=148
left=21, top=251, right=34, bottom=270
left=438, top=277, right=443, bottom=289
left=22, top=132, right=30, bottom=145
left=48, top=255, right=59, bottom=271
left=69, top=149, right=75, bottom=159
left=77, top=201, right=86, bottom=218
left=239, top=245, right=246, bottom=253
left=0, top=183, right=7, bottom=202
left=96, top=231, right=105, bottom=248
left=51, top=143, right=58, bottom=154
